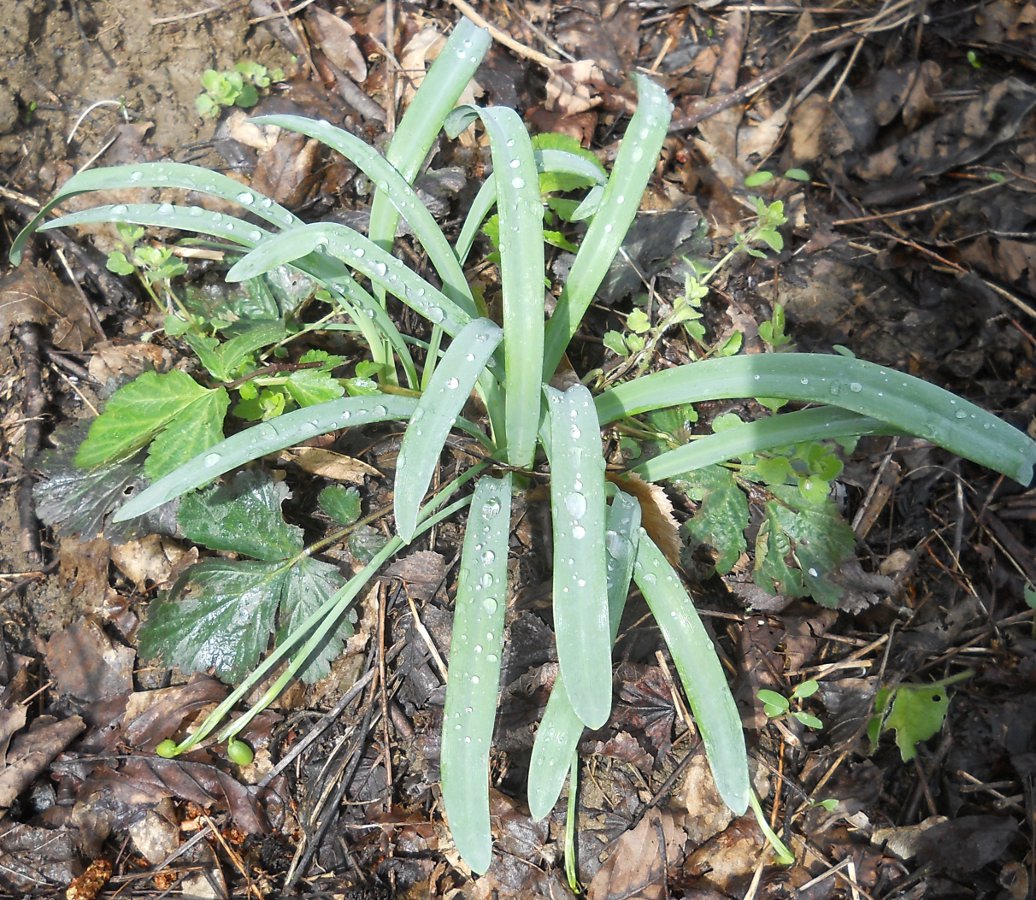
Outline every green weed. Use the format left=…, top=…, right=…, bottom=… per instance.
left=196, top=61, right=285, bottom=118
left=11, top=18, right=1036, bottom=876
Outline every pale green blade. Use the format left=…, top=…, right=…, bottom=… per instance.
left=369, top=18, right=491, bottom=254
left=42, top=203, right=271, bottom=247
left=595, top=354, right=1036, bottom=485
left=542, top=75, right=673, bottom=378
left=251, top=114, right=476, bottom=318
left=447, top=105, right=545, bottom=469
left=226, top=222, right=472, bottom=337
left=635, top=407, right=890, bottom=483
left=441, top=472, right=512, bottom=875
left=112, top=395, right=418, bottom=521
left=527, top=489, right=640, bottom=821
left=10, top=161, right=299, bottom=265
left=545, top=384, right=611, bottom=729
left=633, top=531, right=750, bottom=814
left=395, top=318, right=503, bottom=542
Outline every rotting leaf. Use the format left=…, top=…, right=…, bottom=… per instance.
left=587, top=808, right=684, bottom=900
left=178, top=471, right=302, bottom=562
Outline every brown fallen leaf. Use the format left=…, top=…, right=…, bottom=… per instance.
left=607, top=472, right=680, bottom=566
left=0, top=263, right=101, bottom=351
left=0, top=823, right=81, bottom=893
left=554, top=0, right=642, bottom=75
left=251, top=131, right=322, bottom=210
left=45, top=618, right=135, bottom=703
left=587, top=808, right=685, bottom=900
left=0, top=715, right=86, bottom=811
left=385, top=550, right=446, bottom=602
left=110, top=533, right=189, bottom=591
left=86, top=340, right=174, bottom=385
left=119, top=678, right=228, bottom=751
left=278, top=446, right=379, bottom=483
left=684, top=816, right=765, bottom=892
left=307, top=6, right=367, bottom=83
left=0, top=706, right=28, bottom=765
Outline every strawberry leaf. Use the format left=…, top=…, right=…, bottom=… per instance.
left=675, top=465, right=748, bottom=574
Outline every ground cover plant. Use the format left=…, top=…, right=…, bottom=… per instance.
left=11, top=17, right=1036, bottom=878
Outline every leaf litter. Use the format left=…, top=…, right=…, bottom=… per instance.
left=1, top=0, right=1034, bottom=896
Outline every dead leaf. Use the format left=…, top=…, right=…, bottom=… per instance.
left=110, top=534, right=187, bottom=591
left=0, top=824, right=81, bottom=893
left=58, top=536, right=120, bottom=620
left=554, top=1, right=642, bottom=75
left=608, top=473, right=680, bottom=565
left=307, top=6, right=367, bottom=83
left=225, top=109, right=280, bottom=153
left=0, top=263, right=100, bottom=351
left=914, top=815, right=1017, bottom=874
left=120, top=679, right=227, bottom=751
left=871, top=815, right=948, bottom=861
left=684, top=816, right=765, bottom=891
left=251, top=132, right=322, bottom=209
left=385, top=550, right=446, bottom=602
left=0, top=706, right=27, bottom=765
left=278, top=446, right=379, bottom=483
left=613, top=663, right=676, bottom=761
left=545, top=60, right=605, bottom=115
left=587, top=808, right=685, bottom=900
left=87, top=340, right=173, bottom=385
left=0, top=715, right=85, bottom=811
left=45, top=618, right=134, bottom=703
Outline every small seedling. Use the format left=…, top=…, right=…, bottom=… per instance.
left=196, top=61, right=285, bottom=118
left=758, top=679, right=823, bottom=730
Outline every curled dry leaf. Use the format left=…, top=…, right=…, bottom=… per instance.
left=587, top=808, right=685, bottom=900
left=0, top=715, right=85, bottom=811
left=607, top=472, right=680, bottom=566
left=278, top=446, right=379, bottom=483
left=87, top=340, right=174, bottom=385
left=0, top=263, right=100, bottom=351
left=307, top=6, right=367, bottom=83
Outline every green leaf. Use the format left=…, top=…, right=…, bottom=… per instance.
left=394, top=318, right=502, bottom=542
left=744, top=171, right=774, bottom=187
left=75, top=371, right=223, bottom=470
left=318, top=485, right=361, bottom=525
left=527, top=490, right=641, bottom=821
left=627, top=308, right=651, bottom=334
left=545, top=384, right=611, bottom=729
left=784, top=168, right=810, bottom=182
left=595, top=353, right=1036, bottom=486
left=633, top=532, right=750, bottom=814
left=675, top=465, right=748, bottom=575
left=139, top=558, right=285, bottom=683
left=106, top=251, right=136, bottom=275
left=145, top=386, right=229, bottom=479
left=869, top=683, right=952, bottom=761
left=602, top=331, right=628, bottom=356
left=441, top=473, right=511, bottom=874
left=758, top=485, right=855, bottom=607
left=792, top=679, right=819, bottom=700
left=793, top=711, right=824, bottom=729
left=178, top=471, right=303, bottom=561
left=276, top=556, right=351, bottom=683
left=757, top=689, right=790, bottom=715
left=284, top=369, right=346, bottom=407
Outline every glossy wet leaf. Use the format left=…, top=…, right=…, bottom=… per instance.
left=674, top=466, right=749, bottom=575
left=276, top=556, right=352, bottom=683
left=178, top=471, right=302, bottom=561
left=545, top=384, right=611, bottom=729
left=441, top=473, right=511, bottom=874
left=527, top=490, right=640, bottom=821
left=318, top=485, right=361, bottom=525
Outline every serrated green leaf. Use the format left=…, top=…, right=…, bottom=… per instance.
left=675, top=465, right=748, bottom=574
left=139, top=558, right=285, bottom=683
left=284, top=369, right=346, bottom=407
left=145, top=386, right=230, bottom=479
left=76, top=371, right=220, bottom=470
left=602, top=331, right=628, bottom=356
left=318, top=485, right=361, bottom=525
left=755, top=502, right=803, bottom=597
left=277, top=556, right=351, bottom=683
left=178, top=471, right=303, bottom=561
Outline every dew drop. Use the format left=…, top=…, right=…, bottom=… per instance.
left=753, top=374, right=761, bottom=381
left=486, top=652, right=498, bottom=663
left=482, top=498, right=501, bottom=520
left=603, top=223, right=613, bottom=233
left=565, top=492, right=587, bottom=520
left=631, top=147, right=644, bottom=162
left=373, top=261, right=387, bottom=277
left=427, top=306, right=445, bottom=323
left=570, top=424, right=581, bottom=439
left=616, top=194, right=625, bottom=204
left=188, top=205, right=204, bottom=217
left=112, top=204, right=128, bottom=215
left=481, top=549, right=495, bottom=565
left=511, top=176, right=525, bottom=189
left=605, top=530, right=624, bottom=558
left=373, top=404, right=387, bottom=416
left=445, top=376, right=460, bottom=390
left=236, top=191, right=254, bottom=205
left=260, top=197, right=273, bottom=209
left=248, top=230, right=262, bottom=242
left=954, top=409, right=968, bottom=419
left=471, top=675, right=480, bottom=685
left=849, top=382, right=863, bottom=393
left=807, top=567, right=819, bottom=577
left=509, top=158, right=520, bottom=169
left=482, top=597, right=498, bottom=614
left=353, top=247, right=365, bottom=258
left=571, top=525, right=586, bottom=540
left=480, top=572, right=494, bottom=589
left=129, top=170, right=143, bottom=183
left=643, top=572, right=657, bottom=585
left=800, top=377, right=809, bottom=385
left=474, top=644, right=483, bottom=654
left=204, top=452, right=222, bottom=467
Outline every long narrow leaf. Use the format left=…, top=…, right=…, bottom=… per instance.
left=545, top=384, right=611, bottom=729
left=633, top=532, right=750, bottom=814
left=635, top=407, right=891, bottom=483
left=527, top=490, right=640, bottom=821
left=448, top=106, right=544, bottom=469
left=112, top=395, right=419, bottom=522
left=10, top=161, right=299, bottom=265
left=542, top=76, right=673, bottom=378
left=251, top=114, right=477, bottom=317
left=395, top=318, right=502, bottom=542
left=595, top=354, right=1036, bottom=485
left=226, top=223, right=472, bottom=337
left=369, top=18, right=491, bottom=254
left=441, top=472, right=512, bottom=875
left=42, top=203, right=272, bottom=247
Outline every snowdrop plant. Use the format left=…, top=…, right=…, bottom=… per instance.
left=12, top=19, right=1036, bottom=875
